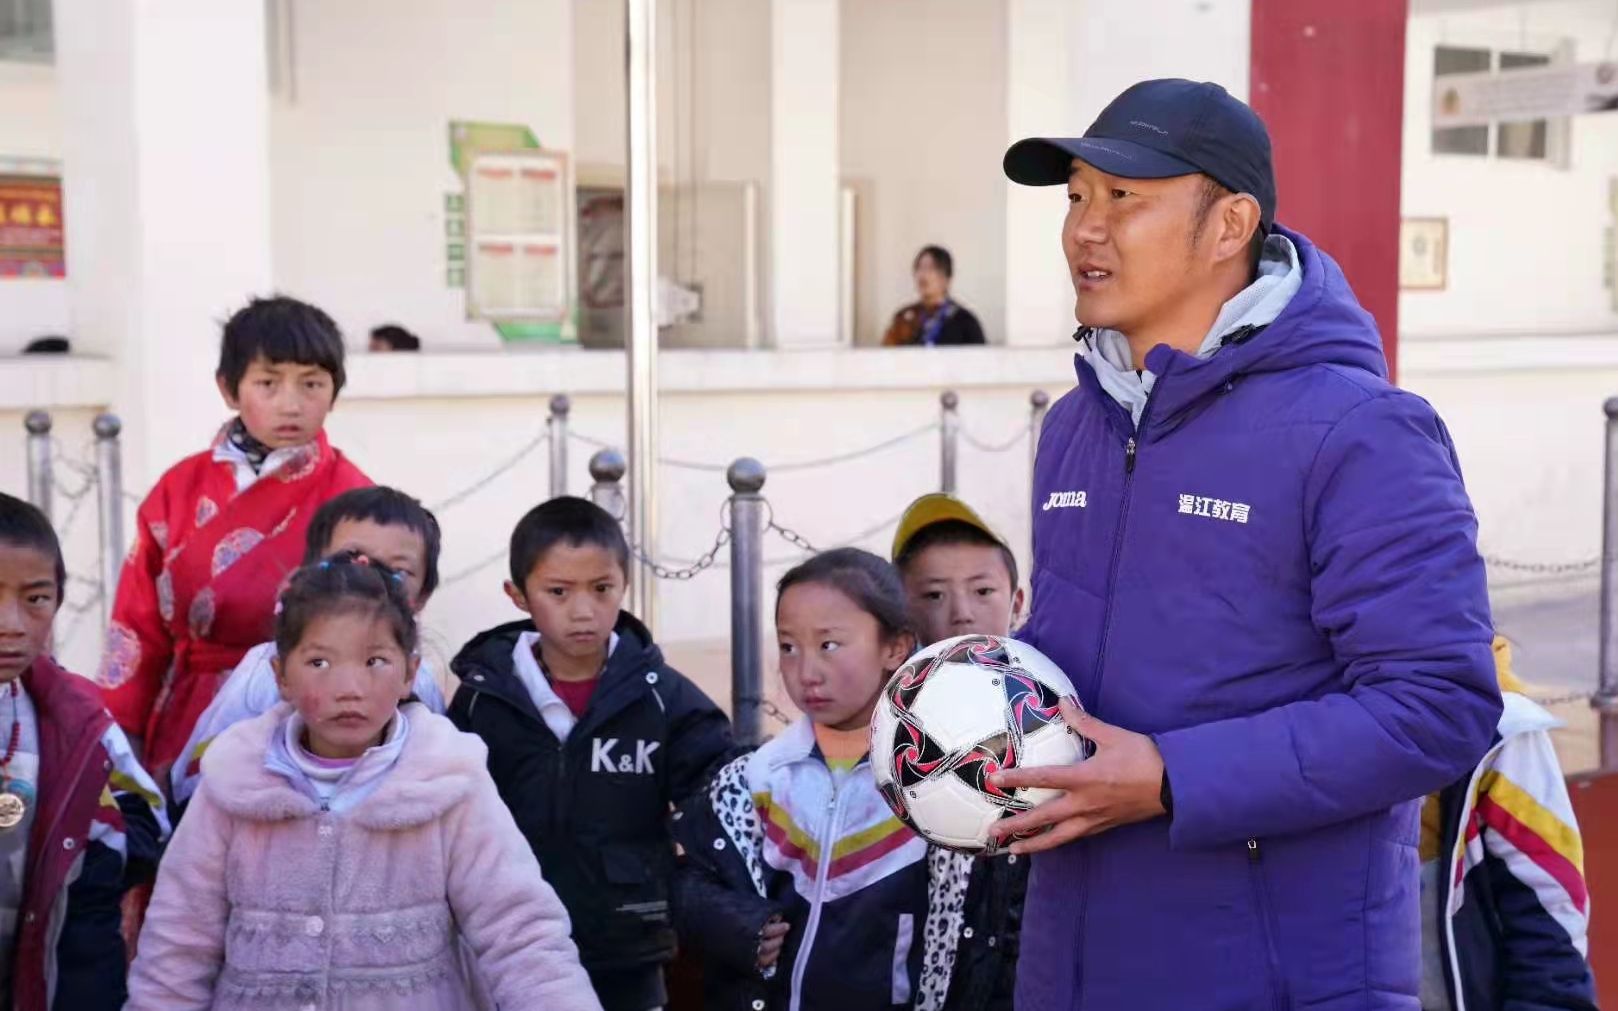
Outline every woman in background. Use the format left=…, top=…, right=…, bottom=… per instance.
left=883, top=245, right=985, bottom=347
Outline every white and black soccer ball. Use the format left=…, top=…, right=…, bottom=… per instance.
left=870, top=634, right=1090, bottom=854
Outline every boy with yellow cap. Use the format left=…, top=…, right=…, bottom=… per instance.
left=890, top=493, right=1027, bottom=1011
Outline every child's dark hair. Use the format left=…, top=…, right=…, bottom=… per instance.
left=776, top=548, right=913, bottom=643
left=217, top=296, right=347, bottom=398
left=894, top=520, right=1019, bottom=589
left=914, top=244, right=954, bottom=279
left=304, top=487, right=442, bottom=600
left=275, top=552, right=417, bottom=658
left=509, top=497, right=630, bottom=587
left=0, top=492, right=64, bottom=595
left=369, top=324, right=421, bottom=351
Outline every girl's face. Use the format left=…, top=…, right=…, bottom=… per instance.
left=777, top=582, right=912, bottom=732
left=0, top=543, right=57, bottom=684
left=272, top=608, right=416, bottom=759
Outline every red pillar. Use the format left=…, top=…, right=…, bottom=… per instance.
left=1250, top=0, right=1407, bottom=381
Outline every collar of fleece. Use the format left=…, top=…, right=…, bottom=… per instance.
left=198, top=701, right=489, bottom=830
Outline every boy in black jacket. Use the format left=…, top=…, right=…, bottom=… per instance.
left=449, top=496, right=733, bottom=1011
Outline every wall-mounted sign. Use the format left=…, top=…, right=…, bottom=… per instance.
left=1399, top=217, right=1448, bottom=291
left=446, top=121, right=573, bottom=343
left=466, top=150, right=570, bottom=323
left=1434, top=60, right=1618, bottom=128
left=0, top=175, right=64, bottom=278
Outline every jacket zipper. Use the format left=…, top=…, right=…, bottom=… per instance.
left=788, top=768, right=847, bottom=1011
left=1246, top=839, right=1289, bottom=1011
left=1092, top=424, right=1143, bottom=711
left=466, top=684, right=570, bottom=838
left=1440, top=741, right=1502, bottom=1011
left=1072, top=406, right=1147, bottom=1005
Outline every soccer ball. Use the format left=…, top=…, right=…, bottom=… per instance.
left=870, top=634, right=1089, bottom=854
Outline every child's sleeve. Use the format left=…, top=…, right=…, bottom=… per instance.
left=1479, top=727, right=1598, bottom=1009
left=124, top=784, right=233, bottom=1010
left=98, top=484, right=178, bottom=740
left=670, top=779, right=785, bottom=977
left=173, top=646, right=277, bottom=803
left=445, top=770, right=603, bottom=1011
left=54, top=836, right=133, bottom=1010
left=97, top=723, right=171, bottom=882
left=661, top=667, right=737, bottom=804
left=55, top=725, right=170, bottom=1011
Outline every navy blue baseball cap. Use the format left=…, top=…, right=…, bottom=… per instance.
left=1004, top=78, right=1276, bottom=230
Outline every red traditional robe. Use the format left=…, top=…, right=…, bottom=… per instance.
left=97, top=425, right=369, bottom=785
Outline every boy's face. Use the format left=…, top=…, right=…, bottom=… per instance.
left=0, top=543, right=59, bottom=683
left=218, top=355, right=336, bottom=450
left=505, top=542, right=626, bottom=666
left=901, top=541, right=1023, bottom=647
left=322, top=518, right=429, bottom=609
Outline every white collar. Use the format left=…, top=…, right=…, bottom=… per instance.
left=510, top=630, right=620, bottom=741
left=212, top=433, right=309, bottom=493
left=271, top=707, right=411, bottom=813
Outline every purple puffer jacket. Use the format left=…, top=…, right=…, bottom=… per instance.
left=1019, top=226, right=1501, bottom=1011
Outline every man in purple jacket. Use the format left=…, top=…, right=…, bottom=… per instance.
left=987, top=79, right=1502, bottom=1009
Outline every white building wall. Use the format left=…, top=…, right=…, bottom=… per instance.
left=840, top=0, right=1008, bottom=346
left=269, top=0, right=574, bottom=351
left=0, top=62, right=66, bottom=349
left=1401, top=0, right=1618, bottom=337
left=1397, top=0, right=1618, bottom=596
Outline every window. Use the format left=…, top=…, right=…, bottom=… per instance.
left=1496, top=51, right=1550, bottom=160
left=1432, top=45, right=1563, bottom=163
left=0, top=0, right=52, bottom=63
left=1433, top=46, right=1491, bottom=156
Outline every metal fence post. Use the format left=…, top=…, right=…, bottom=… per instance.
left=1029, top=389, right=1050, bottom=478
left=548, top=395, right=571, bottom=498
left=25, top=410, right=53, bottom=523
left=94, top=414, right=125, bottom=627
left=588, top=448, right=628, bottom=522
left=728, top=457, right=767, bottom=748
left=1598, top=397, right=1618, bottom=770
left=940, top=391, right=959, bottom=494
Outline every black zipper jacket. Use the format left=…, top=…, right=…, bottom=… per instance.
left=448, top=612, right=734, bottom=976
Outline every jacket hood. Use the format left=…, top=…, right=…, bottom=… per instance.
left=200, top=702, right=488, bottom=829
left=1082, top=225, right=1389, bottom=436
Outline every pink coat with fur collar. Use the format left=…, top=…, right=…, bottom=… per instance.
left=126, top=703, right=602, bottom=1010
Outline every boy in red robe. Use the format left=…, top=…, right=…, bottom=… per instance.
left=97, top=297, right=371, bottom=789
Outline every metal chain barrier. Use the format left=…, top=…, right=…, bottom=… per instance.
left=440, top=546, right=509, bottom=588
left=1532, top=689, right=1598, bottom=708
left=57, top=573, right=105, bottom=646
left=431, top=430, right=550, bottom=513
left=631, top=524, right=732, bottom=581
left=765, top=505, right=818, bottom=554
left=960, top=420, right=1032, bottom=455
left=655, top=503, right=910, bottom=571
left=1482, top=554, right=1600, bottom=576
left=570, top=422, right=940, bottom=475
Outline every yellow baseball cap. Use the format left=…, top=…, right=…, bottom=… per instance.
left=891, top=493, right=1004, bottom=562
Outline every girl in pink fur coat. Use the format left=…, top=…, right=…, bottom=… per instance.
left=127, top=553, right=602, bottom=1010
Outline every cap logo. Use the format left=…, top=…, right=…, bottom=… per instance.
left=1129, top=120, right=1169, bottom=136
